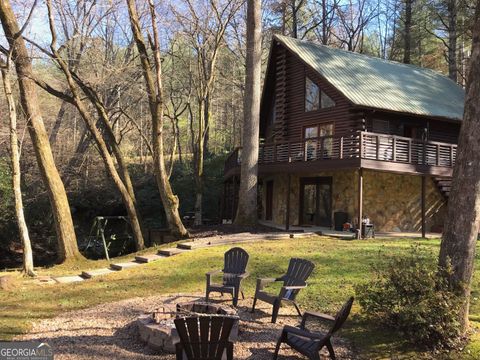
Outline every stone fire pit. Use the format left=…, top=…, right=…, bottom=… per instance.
left=137, top=301, right=239, bottom=353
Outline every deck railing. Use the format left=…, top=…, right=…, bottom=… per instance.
left=360, top=132, right=457, bottom=166
left=224, top=132, right=457, bottom=174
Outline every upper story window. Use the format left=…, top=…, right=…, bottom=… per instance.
left=304, top=123, right=334, bottom=160
left=304, top=126, right=318, bottom=139
left=305, top=76, right=336, bottom=112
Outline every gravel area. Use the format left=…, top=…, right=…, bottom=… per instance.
left=18, top=294, right=356, bottom=359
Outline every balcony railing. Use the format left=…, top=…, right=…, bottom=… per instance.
left=224, top=132, right=457, bottom=175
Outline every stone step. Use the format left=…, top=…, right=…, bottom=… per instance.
left=110, top=261, right=142, bottom=271
left=290, top=232, right=318, bottom=239
left=264, top=233, right=291, bottom=240
left=158, top=248, right=187, bottom=256
left=53, top=275, right=85, bottom=284
left=81, top=268, right=116, bottom=279
left=135, top=254, right=165, bottom=263
left=319, top=230, right=356, bottom=240
left=177, top=242, right=199, bottom=250
left=35, top=276, right=56, bottom=285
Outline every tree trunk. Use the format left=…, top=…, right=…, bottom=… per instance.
left=1, top=65, right=36, bottom=276
left=126, top=0, right=188, bottom=238
left=291, top=0, right=298, bottom=38
left=447, top=0, right=458, bottom=82
left=194, top=99, right=206, bottom=226
left=438, top=2, right=480, bottom=335
left=321, top=0, right=328, bottom=45
left=203, top=93, right=210, bottom=157
left=403, top=0, right=413, bottom=64
left=44, top=0, right=145, bottom=251
left=0, top=0, right=81, bottom=262
left=49, top=99, right=68, bottom=144
left=235, top=0, right=261, bottom=226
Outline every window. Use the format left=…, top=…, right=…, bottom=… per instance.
left=319, top=123, right=334, bottom=137
left=304, top=123, right=334, bottom=160
left=305, top=77, right=320, bottom=111
left=305, top=76, right=336, bottom=112
left=321, top=92, right=335, bottom=109
left=304, top=126, right=318, bottom=139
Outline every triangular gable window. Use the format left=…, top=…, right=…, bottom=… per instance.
left=321, top=92, right=335, bottom=108
left=305, top=76, right=336, bottom=112
left=305, top=77, right=320, bottom=111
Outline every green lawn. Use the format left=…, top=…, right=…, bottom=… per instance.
left=1, top=236, right=479, bottom=359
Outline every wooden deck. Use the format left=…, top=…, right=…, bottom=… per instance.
left=224, top=131, right=457, bottom=178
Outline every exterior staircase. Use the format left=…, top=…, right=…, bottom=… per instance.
left=433, top=177, right=452, bottom=200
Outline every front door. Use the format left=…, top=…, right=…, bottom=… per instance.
left=300, top=177, right=332, bottom=227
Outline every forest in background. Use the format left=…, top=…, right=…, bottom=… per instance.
left=0, top=0, right=477, bottom=267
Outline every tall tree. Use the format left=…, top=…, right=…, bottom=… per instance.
left=172, top=0, right=242, bottom=225
left=0, top=0, right=81, bottom=262
left=438, top=0, right=480, bottom=334
left=447, top=0, right=458, bottom=81
left=335, top=0, right=378, bottom=51
left=42, top=0, right=145, bottom=251
left=403, top=0, right=414, bottom=63
left=1, top=58, right=35, bottom=276
left=235, top=0, right=262, bottom=225
left=126, top=0, right=189, bottom=238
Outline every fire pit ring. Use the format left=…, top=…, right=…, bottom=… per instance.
left=137, top=301, right=239, bottom=353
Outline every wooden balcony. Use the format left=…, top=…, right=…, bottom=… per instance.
left=224, top=132, right=457, bottom=178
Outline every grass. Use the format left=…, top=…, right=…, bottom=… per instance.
left=1, top=236, right=479, bottom=359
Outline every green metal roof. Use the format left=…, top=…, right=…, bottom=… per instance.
left=274, top=35, right=465, bottom=121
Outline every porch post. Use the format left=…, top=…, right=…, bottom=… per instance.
left=421, top=175, right=426, bottom=238
left=357, top=168, right=363, bottom=239
left=285, top=174, right=291, bottom=231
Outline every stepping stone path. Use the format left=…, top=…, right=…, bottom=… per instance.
left=82, top=268, right=116, bottom=279
left=135, top=254, right=165, bottom=263
left=42, top=231, right=321, bottom=285
left=53, top=275, right=85, bottom=284
left=110, top=261, right=142, bottom=271
left=158, top=248, right=187, bottom=256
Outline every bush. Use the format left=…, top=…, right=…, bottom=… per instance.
left=355, top=245, right=462, bottom=349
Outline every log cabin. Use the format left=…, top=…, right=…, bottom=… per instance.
left=223, top=34, right=465, bottom=236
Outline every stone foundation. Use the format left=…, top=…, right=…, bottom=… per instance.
left=260, top=169, right=446, bottom=232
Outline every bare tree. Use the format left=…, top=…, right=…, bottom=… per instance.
left=126, top=0, right=189, bottom=238
left=0, top=0, right=81, bottom=262
left=335, top=0, right=378, bottom=51
left=40, top=0, right=146, bottom=251
left=438, top=0, right=479, bottom=334
left=235, top=0, right=261, bottom=225
left=1, top=56, right=35, bottom=276
left=172, top=0, right=243, bottom=225
left=427, top=0, right=460, bottom=80
left=403, top=0, right=414, bottom=63
left=375, top=0, right=401, bottom=59
left=303, top=0, right=340, bottom=43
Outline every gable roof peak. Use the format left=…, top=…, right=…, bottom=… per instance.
left=272, top=34, right=465, bottom=121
